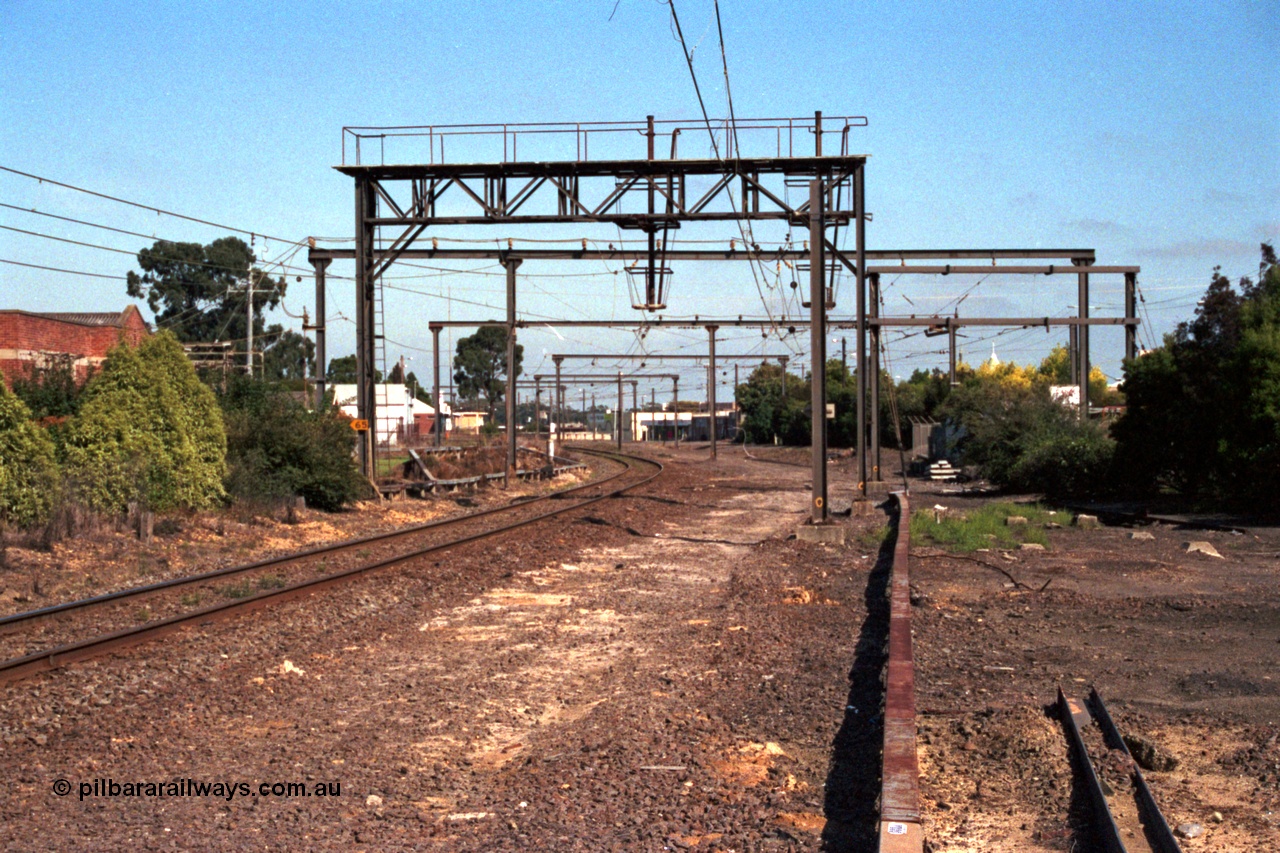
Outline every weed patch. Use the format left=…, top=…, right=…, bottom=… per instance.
left=220, top=581, right=254, bottom=600
left=910, top=502, right=1070, bottom=552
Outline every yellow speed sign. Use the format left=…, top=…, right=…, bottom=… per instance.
left=349, top=418, right=370, bottom=432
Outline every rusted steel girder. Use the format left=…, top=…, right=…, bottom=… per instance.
left=880, top=491, right=923, bottom=852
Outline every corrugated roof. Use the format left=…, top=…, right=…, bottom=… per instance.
left=0, top=308, right=136, bottom=327
left=38, top=312, right=128, bottom=327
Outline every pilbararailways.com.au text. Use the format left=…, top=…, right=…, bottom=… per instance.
left=56, top=778, right=341, bottom=801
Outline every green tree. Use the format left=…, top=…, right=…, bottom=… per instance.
left=453, top=326, right=522, bottom=421
left=61, top=332, right=227, bottom=512
left=1036, top=345, right=1117, bottom=406
left=0, top=379, right=60, bottom=529
left=9, top=353, right=87, bottom=430
left=126, top=236, right=287, bottom=350
left=1113, top=244, right=1279, bottom=504
left=325, top=355, right=381, bottom=385
left=219, top=377, right=365, bottom=511
left=941, top=373, right=1113, bottom=498
left=262, top=328, right=315, bottom=381
left=734, top=362, right=808, bottom=445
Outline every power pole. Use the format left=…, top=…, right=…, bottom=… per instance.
left=246, top=267, right=254, bottom=377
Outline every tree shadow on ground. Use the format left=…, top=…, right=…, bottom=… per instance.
left=821, top=508, right=896, bottom=851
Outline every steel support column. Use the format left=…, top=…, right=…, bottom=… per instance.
left=1124, top=272, right=1138, bottom=363
left=869, top=271, right=881, bottom=482
left=504, top=258, right=522, bottom=481
left=854, top=164, right=868, bottom=498
left=631, top=382, right=638, bottom=443
left=431, top=325, right=442, bottom=446
left=535, top=378, right=542, bottom=442
left=1069, top=325, right=1079, bottom=385
left=948, top=323, right=958, bottom=386
left=616, top=371, right=623, bottom=450
left=708, top=325, right=718, bottom=459
left=553, top=356, right=563, bottom=442
left=673, top=376, right=680, bottom=448
left=311, top=257, right=330, bottom=410
left=809, top=178, right=828, bottom=522
left=354, top=177, right=378, bottom=479
left=1077, top=262, right=1090, bottom=419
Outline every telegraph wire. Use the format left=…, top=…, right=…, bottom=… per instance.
left=0, top=165, right=313, bottom=249
left=667, top=0, right=779, bottom=337
left=0, top=258, right=127, bottom=280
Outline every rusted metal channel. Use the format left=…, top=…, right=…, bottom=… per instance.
left=1059, top=688, right=1127, bottom=853
left=1058, top=687, right=1183, bottom=853
left=0, top=449, right=659, bottom=684
left=879, top=491, right=923, bottom=852
left=1090, top=688, right=1183, bottom=853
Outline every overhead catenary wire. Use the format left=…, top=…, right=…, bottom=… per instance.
left=666, top=0, right=781, bottom=338
left=0, top=257, right=127, bottom=280
left=0, top=165, right=314, bottom=249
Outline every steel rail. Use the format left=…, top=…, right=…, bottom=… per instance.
left=1058, top=687, right=1183, bottom=853
left=0, top=449, right=662, bottom=684
left=879, top=491, right=924, bottom=852
left=0, top=457, right=599, bottom=632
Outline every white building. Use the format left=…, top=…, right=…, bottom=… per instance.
left=329, top=384, right=449, bottom=446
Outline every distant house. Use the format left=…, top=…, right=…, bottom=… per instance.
left=328, top=383, right=449, bottom=446
left=450, top=411, right=488, bottom=434
left=0, top=306, right=150, bottom=387
left=630, top=402, right=739, bottom=442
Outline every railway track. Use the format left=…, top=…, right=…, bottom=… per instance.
left=0, top=446, right=661, bottom=685
left=1059, top=686, right=1184, bottom=852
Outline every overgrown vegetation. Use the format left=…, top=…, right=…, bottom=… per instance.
left=219, top=377, right=365, bottom=512
left=0, top=379, right=61, bottom=529
left=940, top=369, right=1115, bottom=499
left=910, top=503, right=1067, bottom=552
left=60, top=332, right=227, bottom=512
left=1112, top=245, right=1279, bottom=507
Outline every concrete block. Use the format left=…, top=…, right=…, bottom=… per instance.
left=1075, top=514, right=1100, bottom=529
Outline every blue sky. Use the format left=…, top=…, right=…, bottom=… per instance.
left=2, top=0, right=1275, bottom=399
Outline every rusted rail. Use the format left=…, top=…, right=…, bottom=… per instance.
left=0, top=448, right=660, bottom=684
left=1058, top=687, right=1183, bottom=853
left=0, top=454, right=593, bottom=634
left=879, top=491, right=923, bottom=851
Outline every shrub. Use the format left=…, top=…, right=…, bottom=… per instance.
left=219, top=378, right=365, bottom=512
left=60, top=332, right=226, bottom=512
left=0, top=379, right=61, bottom=528
left=1007, top=429, right=1115, bottom=500
left=941, top=373, right=1114, bottom=500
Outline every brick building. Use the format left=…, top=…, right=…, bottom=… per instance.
left=0, top=306, right=151, bottom=387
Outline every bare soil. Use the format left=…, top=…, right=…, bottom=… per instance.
left=0, top=443, right=1276, bottom=851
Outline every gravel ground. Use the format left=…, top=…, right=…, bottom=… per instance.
left=2, top=443, right=1277, bottom=851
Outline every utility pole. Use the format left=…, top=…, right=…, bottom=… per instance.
left=246, top=267, right=255, bottom=377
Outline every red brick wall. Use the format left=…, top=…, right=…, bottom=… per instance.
left=0, top=308, right=151, bottom=387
